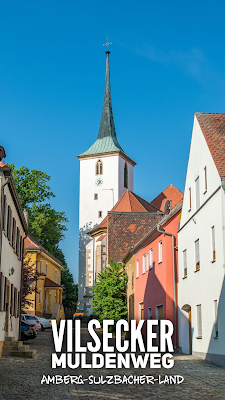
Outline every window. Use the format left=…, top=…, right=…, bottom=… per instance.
left=39, top=289, right=42, bottom=304
left=211, top=226, right=216, bottom=262
left=14, top=287, right=17, bottom=317
left=40, top=260, right=43, bottom=274
left=124, top=162, right=128, bottom=189
left=94, top=193, right=98, bottom=200
left=49, top=293, right=52, bottom=306
left=139, top=302, right=144, bottom=320
left=7, top=206, right=12, bottom=242
left=188, top=188, right=191, bottom=211
left=98, top=211, right=102, bottom=218
left=96, top=159, right=103, bottom=175
left=46, top=263, right=48, bottom=277
left=214, top=300, right=218, bottom=338
left=142, top=254, right=146, bottom=274
left=55, top=269, right=58, bottom=283
left=149, top=248, right=153, bottom=269
left=158, top=241, right=162, bottom=263
left=196, top=304, right=202, bottom=338
left=148, top=307, right=152, bottom=319
left=136, top=260, right=139, bottom=278
left=204, top=166, right=207, bottom=193
left=3, top=195, right=7, bottom=232
left=183, top=249, right=187, bottom=277
left=10, top=283, right=14, bottom=315
left=146, top=252, right=149, bottom=271
left=195, top=239, right=200, bottom=271
left=12, top=218, right=16, bottom=249
left=16, top=227, right=20, bottom=256
left=195, top=176, right=200, bottom=210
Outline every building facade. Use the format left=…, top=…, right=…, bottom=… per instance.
left=77, top=51, right=135, bottom=310
left=0, top=149, right=28, bottom=354
left=23, top=233, right=65, bottom=324
left=178, top=113, right=225, bottom=366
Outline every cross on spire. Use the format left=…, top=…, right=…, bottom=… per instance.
left=103, top=37, right=112, bottom=53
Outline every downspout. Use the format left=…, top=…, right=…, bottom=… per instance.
left=157, top=225, right=177, bottom=350
left=19, top=232, right=28, bottom=340
left=0, top=178, right=9, bottom=272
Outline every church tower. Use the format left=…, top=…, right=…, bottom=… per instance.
left=77, top=47, right=136, bottom=310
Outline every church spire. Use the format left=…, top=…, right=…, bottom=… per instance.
left=98, top=43, right=117, bottom=140
left=78, top=41, right=127, bottom=157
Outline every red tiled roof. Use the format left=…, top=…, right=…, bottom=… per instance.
left=196, top=113, right=225, bottom=180
left=24, top=235, right=39, bottom=250
left=0, top=161, right=7, bottom=167
left=88, top=190, right=159, bottom=235
left=44, top=278, right=62, bottom=288
left=151, top=184, right=183, bottom=212
left=96, top=234, right=107, bottom=242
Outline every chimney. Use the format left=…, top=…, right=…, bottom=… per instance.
left=23, top=210, right=29, bottom=226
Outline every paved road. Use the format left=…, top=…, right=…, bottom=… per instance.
left=0, top=327, right=225, bottom=399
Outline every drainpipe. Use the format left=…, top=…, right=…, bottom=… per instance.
left=19, top=232, right=28, bottom=340
left=0, top=178, right=9, bottom=272
left=157, top=225, right=177, bottom=350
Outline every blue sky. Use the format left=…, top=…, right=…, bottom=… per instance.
left=1, top=0, right=225, bottom=282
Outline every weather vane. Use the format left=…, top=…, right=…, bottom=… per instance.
left=103, top=37, right=112, bottom=52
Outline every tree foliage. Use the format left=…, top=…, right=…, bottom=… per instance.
left=61, top=267, right=78, bottom=311
left=92, top=259, right=128, bottom=326
left=8, top=163, right=68, bottom=265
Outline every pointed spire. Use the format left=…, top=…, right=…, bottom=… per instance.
left=98, top=51, right=117, bottom=140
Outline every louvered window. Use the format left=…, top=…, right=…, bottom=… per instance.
left=136, top=260, right=139, bottom=278
left=214, top=300, right=218, bottom=338
left=212, top=226, right=216, bottom=262
left=96, top=159, right=103, bottom=175
left=149, top=248, right=153, bottom=269
left=196, top=304, right=202, bottom=338
left=195, top=176, right=200, bottom=210
left=142, top=254, right=146, bottom=274
left=10, top=284, right=14, bottom=315
left=12, top=218, right=16, bottom=249
left=124, top=162, right=128, bottom=188
left=195, top=239, right=200, bottom=271
left=183, top=249, right=187, bottom=277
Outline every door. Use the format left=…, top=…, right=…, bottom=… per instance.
left=5, top=283, right=10, bottom=335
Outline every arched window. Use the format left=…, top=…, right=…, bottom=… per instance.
left=124, top=162, right=128, bottom=188
left=96, top=159, right=103, bottom=175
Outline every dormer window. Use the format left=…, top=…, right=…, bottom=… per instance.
left=124, top=162, right=128, bottom=188
left=96, top=159, right=103, bottom=175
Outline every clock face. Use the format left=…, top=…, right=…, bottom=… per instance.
left=95, top=177, right=103, bottom=187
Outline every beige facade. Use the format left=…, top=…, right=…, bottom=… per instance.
left=23, top=234, right=65, bottom=324
left=124, top=254, right=135, bottom=323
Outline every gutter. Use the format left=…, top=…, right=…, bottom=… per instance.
left=157, top=224, right=177, bottom=350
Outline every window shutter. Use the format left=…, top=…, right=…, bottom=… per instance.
left=183, top=249, right=187, bottom=277
left=136, top=260, right=139, bottom=278
left=14, top=288, right=17, bottom=317
left=0, top=272, right=3, bottom=310
left=195, top=239, right=200, bottom=271
left=17, top=290, right=20, bottom=318
left=197, top=304, right=202, bottom=338
left=142, top=254, right=145, bottom=274
left=4, top=277, right=7, bottom=311
left=214, top=300, right=218, bottom=338
left=3, top=195, right=7, bottom=231
left=146, top=252, right=149, bottom=271
left=10, top=284, right=14, bottom=315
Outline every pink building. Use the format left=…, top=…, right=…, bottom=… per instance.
left=130, top=191, right=183, bottom=349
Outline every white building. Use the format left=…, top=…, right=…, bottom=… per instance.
left=178, top=113, right=225, bottom=366
left=77, top=50, right=135, bottom=310
left=0, top=147, right=28, bottom=352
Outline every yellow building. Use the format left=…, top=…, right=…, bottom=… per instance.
left=23, top=233, right=65, bottom=324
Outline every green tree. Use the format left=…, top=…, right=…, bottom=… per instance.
left=61, top=267, right=78, bottom=311
left=92, top=259, right=128, bottom=326
left=8, top=163, right=68, bottom=265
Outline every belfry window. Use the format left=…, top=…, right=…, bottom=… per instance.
left=96, top=159, right=103, bottom=175
left=124, top=162, right=128, bottom=188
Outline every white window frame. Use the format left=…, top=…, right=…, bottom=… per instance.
left=211, top=226, right=216, bottom=262
left=203, top=166, right=207, bottom=193
left=142, top=254, right=146, bottom=274
left=158, top=240, right=162, bottom=264
left=195, top=239, right=200, bottom=271
left=136, top=260, right=139, bottom=278
left=196, top=304, right=202, bottom=338
left=146, top=252, right=149, bottom=272
left=149, top=248, right=153, bottom=269
left=183, top=249, right=187, bottom=278
left=195, top=176, right=200, bottom=210
left=213, top=299, right=218, bottom=338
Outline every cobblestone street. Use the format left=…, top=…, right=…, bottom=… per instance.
left=1, top=327, right=225, bottom=400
